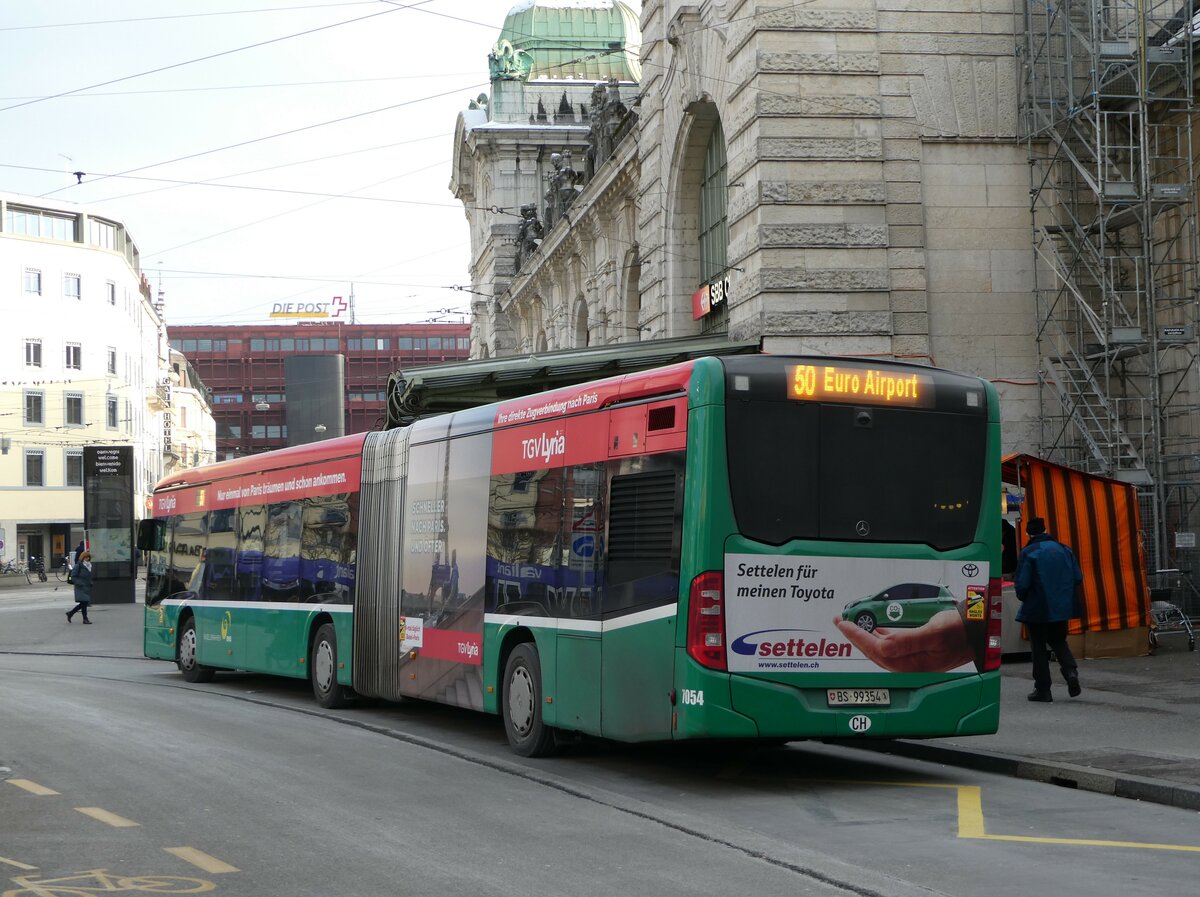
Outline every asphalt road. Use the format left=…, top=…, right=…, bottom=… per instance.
left=1, top=588, right=1198, bottom=896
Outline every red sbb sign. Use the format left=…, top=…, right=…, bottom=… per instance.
left=692, top=276, right=731, bottom=319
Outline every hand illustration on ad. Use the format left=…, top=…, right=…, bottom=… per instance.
left=833, top=609, right=974, bottom=673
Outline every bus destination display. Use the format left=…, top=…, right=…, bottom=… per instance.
left=787, top=363, right=934, bottom=408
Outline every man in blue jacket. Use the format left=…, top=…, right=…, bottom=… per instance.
left=1014, top=517, right=1083, bottom=702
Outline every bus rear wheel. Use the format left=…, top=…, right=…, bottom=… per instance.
left=502, top=643, right=558, bottom=757
left=177, top=618, right=215, bottom=683
left=311, top=623, right=351, bottom=709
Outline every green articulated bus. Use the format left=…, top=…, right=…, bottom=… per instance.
left=139, top=355, right=1003, bottom=756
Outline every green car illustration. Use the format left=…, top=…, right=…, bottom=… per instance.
left=842, top=583, right=958, bottom=632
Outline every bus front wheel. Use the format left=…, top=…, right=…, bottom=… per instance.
left=311, top=623, right=351, bottom=709
left=502, top=643, right=558, bottom=757
left=177, top=618, right=215, bottom=683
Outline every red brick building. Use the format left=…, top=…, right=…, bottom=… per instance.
left=168, top=322, right=470, bottom=458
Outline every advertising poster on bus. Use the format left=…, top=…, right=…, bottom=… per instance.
left=724, top=554, right=989, bottom=674
left=399, top=429, right=491, bottom=710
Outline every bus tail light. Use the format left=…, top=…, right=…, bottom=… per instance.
left=984, top=577, right=1003, bottom=671
left=687, top=571, right=726, bottom=671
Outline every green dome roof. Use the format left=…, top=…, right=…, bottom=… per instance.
left=492, top=0, right=641, bottom=82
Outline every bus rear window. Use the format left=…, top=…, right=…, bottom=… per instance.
left=726, top=400, right=986, bottom=549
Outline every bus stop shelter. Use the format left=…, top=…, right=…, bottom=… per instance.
left=384, top=335, right=761, bottom=428
left=1002, top=454, right=1152, bottom=658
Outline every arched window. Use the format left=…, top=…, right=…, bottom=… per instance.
left=623, top=248, right=641, bottom=341
left=698, top=120, right=728, bottom=334
left=574, top=298, right=590, bottom=348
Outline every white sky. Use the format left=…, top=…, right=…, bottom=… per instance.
left=0, top=1, right=637, bottom=327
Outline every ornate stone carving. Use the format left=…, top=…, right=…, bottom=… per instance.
left=543, top=151, right=583, bottom=230
left=515, top=203, right=544, bottom=270
left=586, top=77, right=637, bottom=177
left=488, top=39, right=533, bottom=81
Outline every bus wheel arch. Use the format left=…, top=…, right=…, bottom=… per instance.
left=498, top=633, right=558, bottom=757
left=310, top=617, right=352, bottom=709
left=496, top=627, right=533, bottom=704
left=176, top=613, right=215, bottom=684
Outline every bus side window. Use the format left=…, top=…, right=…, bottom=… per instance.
left=144, top=517, right=175, bottom=605
left=263, top=501, right=302, bottom=602
left=301, top=495, right=352, bottom=603
left=563, top=463, right=604, bottom=619
left=485, top=468, right=565, bottom=615
left=237, top=505, right=266, bottom=602
left=172, top=511, right=206, bottom=598
left=204, top=508, right=238, bottom=602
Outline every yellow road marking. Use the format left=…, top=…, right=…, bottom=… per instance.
left=830, top=779, right=1200, bottom=853
left=75, top=807, right=140, bottom=828
left=164, top=847, right=240, bottom=874
left=955, top=784, right=1200, bottom=853
left=0, top=856, right=38, bottom=870
left=7, top=779, right=58, bottom=796
left=956, top=785, right=987, bottom=839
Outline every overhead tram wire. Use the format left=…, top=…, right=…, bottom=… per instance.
left=156, top=269, right=461, bottom=288
left=0, top=73, right=480, bottom=103
left=16, top=0, right=876, bottom=199
left=79, top=132, right=452, bottom=204
left=0, top=1, right=433, bottom=117
left=24, top=4, right=877, bottom=206
left=88, top=132, right=453, bottom=203
left=37, top=77, right=486, bottom=200
left=5, top=160, right=462, bottom=208
left=143, top=165, right=453, bottom=258
left=26, top=22, right=608, bottom=201
left=0, top=2, right=381, bottom=32
left=13, top=3, right=886, bottom=313
left=163, top=238, right=474, bottom=326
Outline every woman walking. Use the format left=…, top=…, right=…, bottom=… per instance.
left=66, top=551, right=93, bottom=624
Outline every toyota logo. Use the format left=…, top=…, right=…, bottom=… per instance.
left=855, top=520, right=870, bottom=537
left=962, top=563, right=979, bottom=577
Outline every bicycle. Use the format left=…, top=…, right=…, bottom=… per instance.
left=25, top=556, right=47, bottom=584
left=2, top=867, right=215, bottom=896
left=55, top=557, right=72, bottom=582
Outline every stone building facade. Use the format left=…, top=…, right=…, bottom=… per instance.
left=0, top=193, right=179, bottom=568
left=454, top=0, right=1039, bottom=451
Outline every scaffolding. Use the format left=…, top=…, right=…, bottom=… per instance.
left=1023, top=0, right=1200, bottom=595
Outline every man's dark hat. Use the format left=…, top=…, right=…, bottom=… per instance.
left=1025, top=517, right=1046, bottom=536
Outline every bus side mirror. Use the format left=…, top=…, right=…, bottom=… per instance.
left=136, top=518, right=166, bottom=552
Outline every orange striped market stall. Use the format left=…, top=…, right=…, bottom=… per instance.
left=1002, top=454, right=1152, bottom=657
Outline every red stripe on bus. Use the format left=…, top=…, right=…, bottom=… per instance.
left=154, top=454, right=361, bottom=515
left=419, top=629, right=483, bottom=665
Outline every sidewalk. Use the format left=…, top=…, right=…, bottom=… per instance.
left=847, top=641, right=1200, bottom=810
left=3, top=577, right=1199, bottom=809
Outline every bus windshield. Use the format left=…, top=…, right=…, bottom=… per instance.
left=724, top=362, right=987, bottom=549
